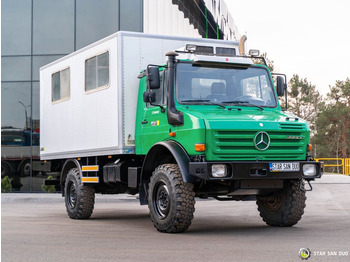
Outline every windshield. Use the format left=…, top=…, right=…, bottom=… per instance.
left=176, top=63, right=277, bottom=108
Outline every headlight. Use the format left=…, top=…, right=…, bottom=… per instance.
left=303, top=164, right=316, bottom=177
left=211, top=164, right=227, bottom=178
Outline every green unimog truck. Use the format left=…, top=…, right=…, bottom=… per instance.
left=40, top=31, right=322, bottom=233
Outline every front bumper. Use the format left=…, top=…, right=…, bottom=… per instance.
left=189, top=161, right=323, bottom=181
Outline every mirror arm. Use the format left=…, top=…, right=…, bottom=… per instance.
left=150, top=102, right=166, bottom=113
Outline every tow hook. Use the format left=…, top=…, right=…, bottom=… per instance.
left=300, top=179, right=313, bottom=192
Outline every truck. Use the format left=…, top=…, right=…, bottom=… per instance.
left=1, top=127, right=40, bottom=178
left=40, top=31, right=323, bottom=233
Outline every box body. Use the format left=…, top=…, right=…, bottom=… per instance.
left=40, top=31, right=238, bottom=160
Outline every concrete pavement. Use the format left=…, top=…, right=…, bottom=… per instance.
left=2, top=174, right=350, bottom=262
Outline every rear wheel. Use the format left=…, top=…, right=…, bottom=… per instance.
left=64, top=168, right=95, bottom=219
left=1, top=161, right=11, bottom=178
left=256, top=180, right=306, bottom=227
left=148, top=164, right=195, bottom=233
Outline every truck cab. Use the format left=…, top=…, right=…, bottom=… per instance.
left=135, top=44, right=322, bottom=232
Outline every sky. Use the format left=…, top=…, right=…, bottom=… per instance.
left=224, top=0, right=350, bottom=96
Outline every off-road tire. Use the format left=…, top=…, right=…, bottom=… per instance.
left=64, top=168, right=95, bottom=219
left=148, top=164, right=195, bottom=233
left=256, top=180, right=306, bottom=227
left=1, top=161, right=11, bottom=178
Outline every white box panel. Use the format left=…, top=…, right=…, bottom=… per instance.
left=40, top=31, right=239, bottom=160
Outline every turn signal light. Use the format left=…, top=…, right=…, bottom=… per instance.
left=195, top=144, right=205, bottom=152
left=169, top=132, right=176, bottom=137
left=307, top=144, right=312, bottom=151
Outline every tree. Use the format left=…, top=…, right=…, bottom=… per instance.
left=252, top=52, right=274, bottom=72
left=314, top=78, right=350, bottom=158
left=1, top=176, right=12, bottom=193
left=287, top=74, right=323, bottom=138
left=41, top=176, right=55, bottom=193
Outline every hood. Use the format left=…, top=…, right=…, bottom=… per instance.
left=181, top=107, right=309, bottom=161
left=182, top=107, right=308, bottom=130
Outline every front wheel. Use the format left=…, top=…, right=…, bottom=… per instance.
left=148, top=164, right=195, bottom=233
left=256, top=180, right=306, bottom=227
left=64, top=168, right=95, bottom=219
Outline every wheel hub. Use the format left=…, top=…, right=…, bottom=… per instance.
left=153, top=182, right=170, bottom=219
left=67, top=181, right=77, bottom=208
left=264, top=192, right=282, bottom=212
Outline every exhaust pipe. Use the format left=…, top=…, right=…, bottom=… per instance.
left=239, top=35, right=247, bottom=56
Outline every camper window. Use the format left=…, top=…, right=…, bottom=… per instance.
left=51, top=67, right=70, bottom=103
left=85, top=51, right=109, bottom=92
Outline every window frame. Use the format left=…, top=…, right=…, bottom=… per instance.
left=84, top=50, right=110, bottom=94
left=51, top=66, right=71, bottom=104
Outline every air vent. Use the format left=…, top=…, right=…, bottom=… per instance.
left=279, top=123, right=305, bottom=130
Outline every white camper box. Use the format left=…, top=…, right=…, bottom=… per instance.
left=40, top=31, right=239, bottom=160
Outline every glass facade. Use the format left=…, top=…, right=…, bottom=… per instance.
left=1, top=0, right=143, bottom=192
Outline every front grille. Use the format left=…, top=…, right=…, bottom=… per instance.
left=207, top=129, right=307, bottom=161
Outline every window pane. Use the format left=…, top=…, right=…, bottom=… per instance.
left=1, top=0, right=32, bottom=55
left=97, top=52, right=109, bottom=87
left=76, top=0, right=119, bottom=49
left=85, top=56, right=97, bottom=91
left=120, top=0, right=143, bottom=32
left=1, top=82, right=31, bottom=129
left=1, top=56, right=31, bottom=81
left=51, top=68, right=70, bottom=102
left=52, top=72, right=61, bottom=101
left=32, top=82, right=40, bottom=133
left=33, top=0, right=74, bottom=54
left=85, top=52, right=109, bottom=91
left=60, top=68, right=70, bottom=99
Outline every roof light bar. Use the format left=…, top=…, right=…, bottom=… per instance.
left=248, top=49, right=260, bottom=57
left=216, top=47, right=236, bottom=57
left=185, top=44, right=214, bottom=55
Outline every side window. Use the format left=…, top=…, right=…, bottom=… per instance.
left=85, top=51, right=109, bottom=92
left=52, top=67, right=70, bottom=103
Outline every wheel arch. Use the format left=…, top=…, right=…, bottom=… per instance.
left=139, top=140, right=195, bottom=205
left=60, top=159, right=82, bottom=196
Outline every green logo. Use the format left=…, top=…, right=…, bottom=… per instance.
left=299, top=248, right=311, bottom=260
left=254, top=132, right=270, bottom=151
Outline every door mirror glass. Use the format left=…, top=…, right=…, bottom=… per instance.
left=276, top=76, right=286, bottom=97
left=147, top=66, right=160, bottom=89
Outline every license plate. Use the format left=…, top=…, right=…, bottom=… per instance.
left=269, top=162, right=300, bottom=172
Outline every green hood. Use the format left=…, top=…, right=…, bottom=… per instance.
left=182, top=107, right=309, bottom=161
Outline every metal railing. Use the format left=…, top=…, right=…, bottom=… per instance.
left=315, top=158, right=350, bottom=175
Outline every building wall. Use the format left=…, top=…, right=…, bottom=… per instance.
left=143, top=0, right=201, bottom=38
left=1, top=0, right=143, bottom=192
left=1, top=0, right=239, bottom=192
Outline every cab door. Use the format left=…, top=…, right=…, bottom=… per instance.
left=139, top=69, right=169, bottom=152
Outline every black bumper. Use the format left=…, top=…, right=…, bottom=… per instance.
left=189, top=161, right=323, bottom=181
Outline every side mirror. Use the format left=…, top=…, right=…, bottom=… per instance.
left=143, top=90, right=156, bottom=103
left=147, top=66, right=160, bottom=89
left=276, top=76, right=286, bottom=97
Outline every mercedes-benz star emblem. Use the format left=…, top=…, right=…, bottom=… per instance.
left=254, top=131, right=270, bottom=151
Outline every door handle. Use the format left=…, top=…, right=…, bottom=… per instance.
left=142, top=120, right=148, bottom=124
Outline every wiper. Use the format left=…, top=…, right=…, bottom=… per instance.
left=222, top=100, right=264, bottom=110
left=181, top=99, right=226, bottom=109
